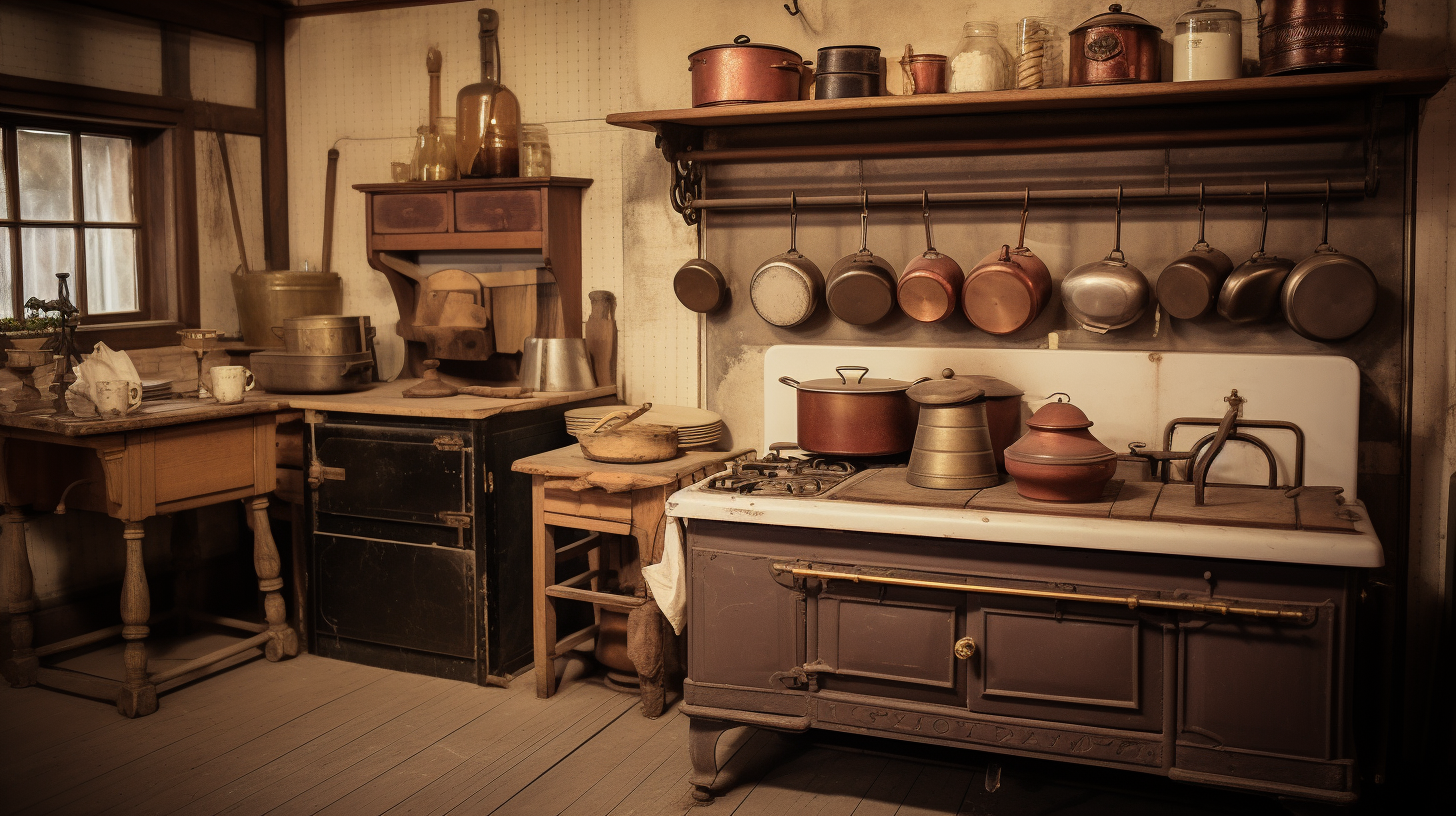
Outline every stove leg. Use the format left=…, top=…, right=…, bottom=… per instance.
left=688, top=717, right=735, bottom=801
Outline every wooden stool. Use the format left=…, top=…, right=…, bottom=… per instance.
left=513, top=445, right=749, bottom=717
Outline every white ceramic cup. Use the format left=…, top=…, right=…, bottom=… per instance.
left=210, top=365, right=256, bottom=405
left=93, top=380, right=142, bottom=418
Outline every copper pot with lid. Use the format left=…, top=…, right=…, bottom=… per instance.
left=961, top=190, right=1053, bottom=335
left=779, top=366, right=929, bottom=456
left=1070, top=4, right=1163, bottom=86
left=898, top=192, right=963, bottom=324
left=1004, top=393, right=1118, bottom=502
left=1256, top=0, right=1386, bottom=76
left=688, top=35, right=805, bottom=107
left=826, top=192, right=898, bottom=326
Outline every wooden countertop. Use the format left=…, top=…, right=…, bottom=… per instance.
left=512, top=445, right=753, bottom=489
left=0, top=392, right=292, bottom=437
left=280, top=380, right=618, bottom=419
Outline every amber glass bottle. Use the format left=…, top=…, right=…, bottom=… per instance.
left=456, top=8, right=520, bottom=177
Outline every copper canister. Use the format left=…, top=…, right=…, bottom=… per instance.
left=1257, top=0, right=1386, bottom=75
left=1004, top=395, right=1118, bottom=502
left=1069, top=4, right=1163, bottom=86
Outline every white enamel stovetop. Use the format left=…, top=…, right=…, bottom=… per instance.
left=667, top=346, right=1383, bottom=569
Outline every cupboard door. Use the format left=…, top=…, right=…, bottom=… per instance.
left=812, top=582, right=966, bottom=707
left=689, top=548, right=800, bottom=689
left=312, top=422, right=470, bottom=526
left=968, top=601, right=1165, bottom=732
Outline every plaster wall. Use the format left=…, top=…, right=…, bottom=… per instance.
left=0, top=0, right=162, bottom=96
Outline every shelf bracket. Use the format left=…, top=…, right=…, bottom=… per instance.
left=655, top=124, right=703, bottom=225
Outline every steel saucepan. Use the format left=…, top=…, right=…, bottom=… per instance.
left=674, top=217, right=727, bottom=313
left=1157, top=184, right=1233, bottom=320
left=751, top=193, right=823, bottom=327
left=1218, top=184, right=1293, bottom=323
left=897, top=192, right=963, bottom=324
left=962, top=190, right=1053, bottom=335
left=1061, top=187, right=1149, bottom=333
left=826, top=191, right=897, bottom=326
left=1281, top=183, right=1377, bottom=341
left=779, top=365, right=929, bottom=456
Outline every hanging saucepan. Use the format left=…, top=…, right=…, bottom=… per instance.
left=750, top=193, right=823, bottom=327
left=673, top=216, right=727, bottom=313
left=826, top=191, right=898, bottom=325
left=897, top=191, right=963, bottom=323
left=1061, top=186, right=1149, bottom=333
left=1217, top=182, right=1294, bottom=323
left=962, top=189, right=1053, bottom=335
left=779, top=365, right=930, bottom=456
left=1157, top=183, right=1233, bottom=320
left=1281, top=181, right=1378, bottom=341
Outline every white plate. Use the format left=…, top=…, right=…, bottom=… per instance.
left=564, top=404, right=721, bottom=427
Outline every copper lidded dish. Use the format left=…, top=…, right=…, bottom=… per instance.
left=1004, top=393, right=1117, bottom=502
left=1069, top=4, right=1162, bottom=87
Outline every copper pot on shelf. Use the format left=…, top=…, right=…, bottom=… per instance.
left=688, top=36, right=805, bottom=107
left=1256, top=0, right=1386, bottom=76
left=1004, top=394, right=1118, bottom=503
left=1069, top=4, right=1162, bottom=87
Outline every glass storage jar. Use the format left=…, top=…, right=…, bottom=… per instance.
left=519, top=124, right=551, bottom=177
left=948, top=22, right=1011, bottom=93
left=1174, top=7, right=1242, bottom=81
left=1014, top=17, right=1060, bottom=89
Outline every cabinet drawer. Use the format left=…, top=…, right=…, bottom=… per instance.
left=455, top=190, right=540, bottom=232
left=813, top=583, right=966, bottom=707
left=373, top=193, right=449, bottom=233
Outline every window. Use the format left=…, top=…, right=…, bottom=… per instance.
left=1, top=123, right=146, bottom=322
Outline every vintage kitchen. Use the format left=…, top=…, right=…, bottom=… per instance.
left=0, top=1, right=1452, bottom=814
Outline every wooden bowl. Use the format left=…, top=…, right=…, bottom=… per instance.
left=575, top=422, right=680, bottom=464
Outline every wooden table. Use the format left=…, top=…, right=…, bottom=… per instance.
left=512, top=445, right=750, bottom=717
left=0, top=395, right=300, bottom=717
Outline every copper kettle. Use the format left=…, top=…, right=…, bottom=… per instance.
left=961, top=191, right=1053, bottom=335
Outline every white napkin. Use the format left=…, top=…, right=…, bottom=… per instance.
left=66, top=342, right=142, bottom=416
left=641, top=517, right=687, bottom=635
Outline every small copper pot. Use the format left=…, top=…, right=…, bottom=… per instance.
left=1069, top=4, right=1162, bottom=86
left=689, top=36, right=804, bottom=107
left=1004, top=394, right=1117, bottom=502
left=902, top=53, right=948, bottom=94
left=898, top=193, right=963, bottom=323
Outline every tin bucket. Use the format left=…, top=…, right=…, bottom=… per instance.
left=231, top=270, right=343, bottom=347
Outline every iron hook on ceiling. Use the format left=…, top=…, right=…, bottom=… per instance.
left=784, top=0, right=802, bottom=16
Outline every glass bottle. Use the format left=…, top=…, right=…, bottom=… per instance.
left=519, top=124, right=551, bottom=177
left=948, top=22, right=1011, bottom=93
left=456, top=8, right=520, bottom=178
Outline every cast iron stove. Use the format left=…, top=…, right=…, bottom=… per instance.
left=703, top=446, right=857, bottom=497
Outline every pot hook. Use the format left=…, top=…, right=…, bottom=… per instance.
left=1108, top=186, right=1125, bottom=263
left=859, top=190, right=870, bottom=254
left=1256, top=181, right=1270, bottom=256
left=695, top=212, right=705, bottom=259
left=921, top=190, right=937, bottom=253
left=1195, top=182, right=1210, bottom=250
left=1318, top=179, right=1333, bottom=251
left=788, top=191, right=799, bottom=253
left=1016, top=188, right=1031, bottom=251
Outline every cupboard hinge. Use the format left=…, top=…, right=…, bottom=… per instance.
left=437, top=511, right=472, bottom=528
left=486, top=471, right=494, bottom=493
left=433, top=434, right=467, bottom=452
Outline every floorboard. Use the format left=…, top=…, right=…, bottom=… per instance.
left=0, top=652, right=1297, bottom=816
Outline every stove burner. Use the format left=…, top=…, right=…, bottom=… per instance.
left=704, top=447, right=857, bottom=497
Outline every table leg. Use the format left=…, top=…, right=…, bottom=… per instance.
left=117, top=521, right=157, bottom=718
left=532, top=475, right=557, bottom=699
left=2, top=505, right=37, bottom=688
left=628, top=486, right=670, bottom=716
left=246, top=496, right=298, bottom=662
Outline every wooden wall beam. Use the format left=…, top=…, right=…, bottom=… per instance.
left=261, top=25, right=290, bottom=271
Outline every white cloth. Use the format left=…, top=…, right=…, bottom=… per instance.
left=66, top=342, right=141, bottom=416
left=641, top=517, right=687, bottom=635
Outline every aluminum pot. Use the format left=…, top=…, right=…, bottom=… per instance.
left=521, top=337, right=597, bottom=391
left=898, top=193, right=963, bottom=324
left=751, top=194, right=823, bottom=327
left=1157, top=188, right=1233, bottom=320
left=688, top=36, right=804, bottom=107
left=1004, top=394, right=1118, bottom=502
left=1256, top=0, right=1386, bottom=76
left=906, top=376, right=999, bottom=490
left=1218, top=187, right=1294, bottom=323
left=1061, top=190, right=1149, bottom=333
left=1069, top=4, right=1162, bottom=86
left=929, top=369, right=1024, bottom=471
left=779, top=366, right=929, bottom=456
left=249, top=350, right=373, bottom=394
left=272, top=314, right=373, bottom=356
left=1281, top=188, right=1377, bottom=340
left=826, top=193, right=897, bottom=326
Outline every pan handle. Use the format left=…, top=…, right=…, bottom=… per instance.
left=778, top=376, right=801, bottom=388
left=836, top=365, right=869, bottom=384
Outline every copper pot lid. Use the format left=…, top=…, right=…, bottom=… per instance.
left=689, top=35, right=802, bottom=60
left=781, top=365, right=918, bottom=394
left=1006, top=393, right=1116, bottom=465
left=909, top=368, right=1023, bottom=404
left=1071, top=4, right=1163, bottom=34
left=1025, top=394, right=1094, bottom=429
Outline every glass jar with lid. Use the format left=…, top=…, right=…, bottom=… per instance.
left=948, top=21, right=1011, bottom=93
left=1173, top=7, right=1242, bottom=82
left=519, top=124, right=551, bottom=177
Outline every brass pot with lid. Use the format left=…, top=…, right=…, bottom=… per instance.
left=1004, top=393, right=1118, bottom=502
left=1070, top=4, right=1163, bottom=86
left=905, top=375, right=999, bottom=490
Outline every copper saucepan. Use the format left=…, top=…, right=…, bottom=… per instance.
left=897, top=191, right=963, bottom=323
left=962, top=190, right=1053, bottom=334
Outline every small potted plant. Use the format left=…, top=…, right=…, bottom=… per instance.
left=0, top=303, right=61, bottom=350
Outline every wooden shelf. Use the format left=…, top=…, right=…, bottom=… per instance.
left=606, top=68, right=1448, bottom=133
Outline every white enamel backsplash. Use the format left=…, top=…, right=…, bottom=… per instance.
left=763, top=346, right=1360, bottom=499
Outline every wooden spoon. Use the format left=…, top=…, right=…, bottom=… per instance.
left=588, top=402, right=652, bottom=435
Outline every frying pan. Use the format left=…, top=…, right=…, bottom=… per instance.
left=1157, top=183, right=1233, bottom=320
left=962, top=189, right=1053, bottom=334
left=1281, top=182, right=1377, bottom=341
left=826, top=191, right=897, bottom=325
left=750, top=193, right=824, bottom=327
left=674, top=217, right=727, bottom=313
left=897, top=191, right=963, bottom=323
left=1061, top=187, right=1149, bottom=334
left=1217, top=183, right=1293, bottom=324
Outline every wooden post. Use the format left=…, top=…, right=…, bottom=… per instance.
left=247, top=496, right=298, bottom=662
left=532, top=475, right=557, bottom=698
left=117, top=521, right=157, bottom=718
left=1, top=504, right=37, bottom=688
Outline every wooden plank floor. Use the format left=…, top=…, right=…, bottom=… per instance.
left=1, top=653, right=1287, bottom=816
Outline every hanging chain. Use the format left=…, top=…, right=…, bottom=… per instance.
left=670, top=158, right=703, bottom=226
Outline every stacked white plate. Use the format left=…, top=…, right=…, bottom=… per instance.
left=565, top=404, right=724, bottom=447
left=140, top=379, right=173, bottom=402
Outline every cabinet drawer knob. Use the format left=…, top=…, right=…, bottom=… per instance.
left=954, top=636, right=977, bottom=660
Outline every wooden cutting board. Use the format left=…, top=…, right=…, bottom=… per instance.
left=1151, top=483, right=1298, bottom=530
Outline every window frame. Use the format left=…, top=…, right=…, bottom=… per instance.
left=1, top=116, right=153, bottom=324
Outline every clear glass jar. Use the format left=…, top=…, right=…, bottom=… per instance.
left=429, top=116, right=458, bottom=180
left=1014, top=17, right=1060, bottom=89
left=948, top=22, right=1010, bottom=93
left=519, top=123, right=551, bottom=178
left=411, top=118, right=456, bottom=181
left=1174, top=7, right=1242, bottom=82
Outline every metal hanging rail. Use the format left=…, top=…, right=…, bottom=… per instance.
left=687, top=181, right=1366, bottom=211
